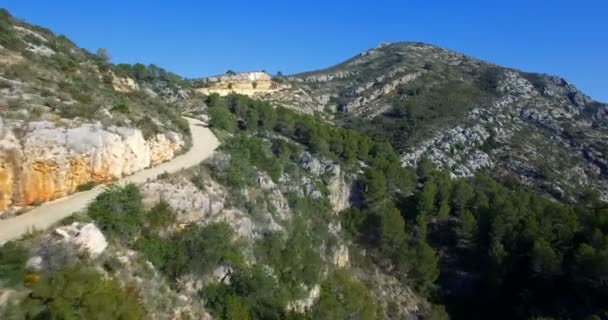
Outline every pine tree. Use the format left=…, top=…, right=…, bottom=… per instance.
left=378, top=204, right=407, bottom=257
left=417, top=180, right=438, bottom=215
left=457, top=209, right=478, bottom=249
left=411, top=241, right=440, bottom=296
left=364, top=168, right=388, bottom=206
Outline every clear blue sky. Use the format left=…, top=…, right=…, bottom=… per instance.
left=3, top=0, right=607, bottom=102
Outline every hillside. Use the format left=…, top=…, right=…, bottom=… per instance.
left=262, top=42, right=608, bottom=204
left=1, top=8, right=608, bottom=320
left=0, top=9, right=192, bottom=214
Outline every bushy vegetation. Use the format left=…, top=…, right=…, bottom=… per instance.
left=255, top=217, right=325, bottom=300
left=0, top=9, right=24, bottom=51
left=341, top=77, right=493, bottom=152
left=207, top=93, right=374, bottom=167
left=0, top=9, right=189, bottom=140
left=0, top=242, right=29, bottom=287
left=163, top=223, right=243, bottom=278
left=88, top=184, right=242, bottom=281
left=218, top=136, right=284, bottom=187
left=114, top=63, right=190, bottom=89
left=88, top=184, right=145, bottom=243
left=312, top=270, right=380, bottom=320
left=419, top=173, right=608, bottom=320
left=204, top=264, right=288, bottom=320
left=2, top=266, right=145, bottom=319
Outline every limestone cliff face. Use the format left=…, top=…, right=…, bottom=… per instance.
left=196, top=72, right=290, bottom=97
left=0, top=117, right=184, bottom=214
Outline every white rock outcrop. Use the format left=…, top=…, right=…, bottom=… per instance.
left=141, top=178, right=225, bottom=224
left=196, top=72, right=290, bottom=97
left=54, top=222, right=108, bottom=258
left=112, top=75, right=140, bottom=92
left=0, top=119, right=184, bottom=214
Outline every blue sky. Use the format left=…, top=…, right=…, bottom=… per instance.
left=3, top=0, right=607, bottom=102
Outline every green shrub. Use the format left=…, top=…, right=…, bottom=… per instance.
left=0, top=10, right=23, bottom=51
left=135, top=235, right=176, bottom=272
left=112, top=102, right=130, bottom=114
left=209, top=105, right=237, bottom=132
left=312, top=270, right=379, bottom=320
left=255, top=217, right=324, bottom=299
left=145, top=201, right=176, bottom=232
left=88, top=184, right=144, bottom=242
left=0, top=242, right=28, bottom=287
left=161, top=223, right=243, bottom=278
left=16, top=266, right=145, bottom=319
left=219, top=136, right=284, bottom=187
left=204, top=265, right=288, bottom=320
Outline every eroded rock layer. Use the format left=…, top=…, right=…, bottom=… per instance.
left=0, top=117, right=184, bottom=214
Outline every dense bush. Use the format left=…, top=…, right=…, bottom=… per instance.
left=168, top=223, right=243, bottom=277
left=206, top=93, right=375, bottom=167
left=114, top=63, right=189, bottom=89
left=4, top=266, right=145, bottom=319
left=0, top=9, right=24, bottom=51
left=218, top=136, right=284, bottom=188
left=204, top=265, right=288, bottom=320
left=88, top=184, right=145, bottom=243
left=255, top=217, right=324, bottom=299
left=401, top=170, right=608, bottom=320
left=138, top=223, right=243, bottom=279
left=144, top=201, right=176, bottom=232
left=0, top=242, right=29, bottom=287
left=312, top=270, right=379, bottom=320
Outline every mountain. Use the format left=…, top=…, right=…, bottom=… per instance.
left=257, top=42, right=608, bottom=203
left=2, top=8, right=608, bottom=320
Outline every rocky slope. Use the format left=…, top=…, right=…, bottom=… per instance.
left=0, top=10, right=192, bottom=215
left=1, top=8, right=607, bottom=320
left=262, top=42, right=608, bottom=202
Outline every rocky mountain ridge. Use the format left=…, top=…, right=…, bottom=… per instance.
left=1, top=8, right=607, bottom=320
left=259, top=42, right=608, bottom=203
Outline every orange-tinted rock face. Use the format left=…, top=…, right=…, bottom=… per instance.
left=21, top=161, right=61, bottom=205
left=0, top=149, right=19, bottom=212
left=17, top=159, right=114, bottom=207
left=0, top=120, right=184, bottom=214
left=0, top=163, right=13, bottom=210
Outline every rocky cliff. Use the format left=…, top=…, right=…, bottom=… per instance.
left=0, top=10, right=195, bottom=215
left=195, top=71, right=289, bottom=97
left=0, top=116, right=183, bottom=214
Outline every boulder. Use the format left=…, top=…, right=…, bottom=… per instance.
left=54, top=222, right=108, bottom=258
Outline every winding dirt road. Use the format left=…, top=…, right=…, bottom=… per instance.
left=0, top=117, right=219, bottom=244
